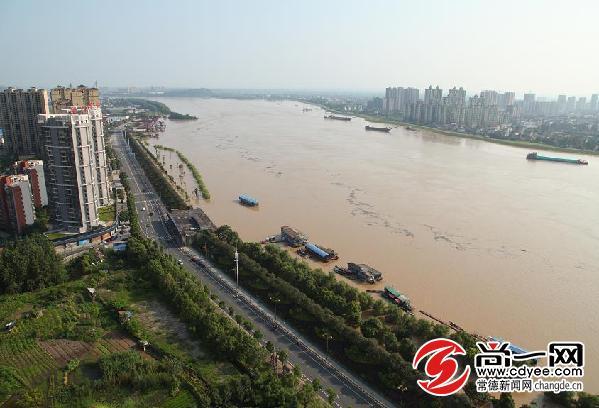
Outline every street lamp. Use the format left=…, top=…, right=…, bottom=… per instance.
left=234, top=248, right=239, bottom=289
left=269, top=295, right=281, bottom=324
left=319, top=331, right=333, bottom=355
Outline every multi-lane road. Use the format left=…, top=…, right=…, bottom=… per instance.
left=112, top=130, right=394, bottom=408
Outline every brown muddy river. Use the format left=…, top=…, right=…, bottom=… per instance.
left=146, top=97, right=599, bottom=391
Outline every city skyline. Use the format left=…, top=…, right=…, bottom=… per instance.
left=1, top=0, right=599, bottom=95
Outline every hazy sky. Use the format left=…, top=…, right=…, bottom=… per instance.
left=1, top=0, right=597, bottom=96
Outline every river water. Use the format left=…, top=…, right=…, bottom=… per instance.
left=146, top=97, right=599, bottom=391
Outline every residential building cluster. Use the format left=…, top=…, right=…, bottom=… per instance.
left=0, top=85, right=111, bottom=234
left=378, top=85, right=599, bottom=131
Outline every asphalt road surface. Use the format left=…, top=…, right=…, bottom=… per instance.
left=112, top=130, right=394, bottom=408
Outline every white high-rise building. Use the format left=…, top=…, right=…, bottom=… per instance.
left=447, top=87, right=466, bottom=106
left=480, top=90, right=499, bottom=106
left=38, top=107, right=111, bottom=232
left=424, top=85, right=443, bottom=105
left=87, top=107, right=110, bottom=205
left=566, top=96, right=577, bottom=112
left=498, top=92, right=515, bottom=109
left=557, top=95, right=567, bottom=114
left=576, top=97, right=587, bottom=112
left=590, top=94, right=599, bottom=112
left=523, top=93, right=536, bottom=115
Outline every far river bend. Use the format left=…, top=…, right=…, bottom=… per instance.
left=144, top=97, right=599, bottom=391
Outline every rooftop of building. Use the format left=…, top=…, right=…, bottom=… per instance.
left=0, top=174, right=29, bottom=185
left=1, top=86, right=47, bottom=93
left=15, top=159, right=43, bottom=168
left=38, top=106, right=103, bottom=122
left=169, top=208, right=216, bottom=233
left=52, top=85, right=98, bottom=90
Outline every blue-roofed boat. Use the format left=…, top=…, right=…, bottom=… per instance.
left=239, top=194, right=259, bottom=206
left=305, top=242, right=330, bottom=259
left=490, top=337, right=528, bottom=355
left=298, top=242, right=339, bottom=262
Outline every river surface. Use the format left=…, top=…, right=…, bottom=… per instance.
left=146, top=97, right=599, bottom=391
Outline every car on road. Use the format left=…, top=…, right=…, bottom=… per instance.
left=177, top=259, right=183, bottom=265
left=141, top=207, right=146, bottom=211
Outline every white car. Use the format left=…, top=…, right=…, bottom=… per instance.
left=141, top=207, right=146, bottom=211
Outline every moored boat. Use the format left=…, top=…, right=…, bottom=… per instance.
left=383, top=286, right=412, bottom=311
left=299, top=242, right=339, bottom=262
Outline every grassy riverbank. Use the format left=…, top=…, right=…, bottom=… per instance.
left=155, top=145, right=211, bottom=200
left=129, top=137, right=189, bottom=209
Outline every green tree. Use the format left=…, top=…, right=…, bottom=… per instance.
left=0, top=234, right=66, bottom=294
left=577, top=392, right=599, bottom=408
left=278, top=349, right=288, bottom=367
left=494, top=392, right=515, bottom=408
left=361, top=317, right=384, bottom=339
left=311, top=378, right=321, bottom=393
left=14, top=389, right=43, bottom=408
left=27, top=207, right=49, bottom=233
left=64, top=359, right=80, bottom=385
left=372, top=299, right=388, bottom=316
left=326, top=387, right=336, bottom=405
left=346, top=300, right=362, bottom=326
left=0, top=366, right=21, bottom=401
left=544, top=391, right=575, bottom=408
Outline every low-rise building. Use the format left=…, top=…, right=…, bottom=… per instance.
left=168, top=208, right=216, bottom=246
left=14, top=160, right=47, bottom=207
left=0, top=174, right=36, bottom=234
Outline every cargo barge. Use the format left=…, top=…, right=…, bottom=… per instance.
left=334, top=263, right=383, bottom=284
left=298, top=242, right=339, bottom=262
left=383, top=286, right=412, bottom=312
left=280, top=225, right=308, bottom=247
left=238, top=194, right=259, bottom=206
left=526, top=152, right=588, bottom=165
left=365, top=125, right=391, bottom=132
left=324, top=115, right=351, bottom=121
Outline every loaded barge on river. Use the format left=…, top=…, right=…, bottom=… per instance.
left=526, top=152, right=588, bottom=165
left=334, top=263, right=383, bottom=284
left=280, top=226, right=308, bottom=247
left=324, top=114, right=352, bottom=121
left=383, top=286, right=412, bottom=312
left=365, top=125, right=391, bottom=132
